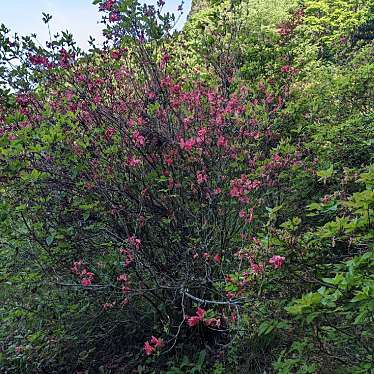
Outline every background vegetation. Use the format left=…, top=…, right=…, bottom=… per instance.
left=0, top=0, right=373, bottom=372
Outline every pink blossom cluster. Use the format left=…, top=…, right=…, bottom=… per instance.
left=144, top=336, right=163, bottom=356
left=102, top=301, right=116, bottom=310
left=105, top=127, right=116, bottom=140
left=179, top=137, right=197, bottom=151
left=277, top=9, right=304, bottom=37
left=119, top=248, right=135, bottom=268
left=109, top=12, right=120, bottom=22
left=268, top=255, right=286, bottom=269
left=192, top=253, right=221, bottom=264
left=185, top=307, right=206, bottom=327
left=239, top=207, right=254, bottom=223
left=196, top=170, right=208, bottom=184
left=117, top=273, right=131, bottom=295
left=71, top=260, right=94, bottom=286
left=28, top=54, right=51, bottom=68
left=59, top=48, right=72, bottom=68
left=185, top=307, right=221, bottom=328
left=126, top=155, right=142, bottom=167
left=132, top=130, right=145, bottom=147
left=127, top=235, right=141, bottom=250
left=280, top=65, right=299, bottom=75
left=250, top=262, right=265, bottom=275
left=229, top=175, right=261, bottom=203
left=100, top=0, right=115, bottom=11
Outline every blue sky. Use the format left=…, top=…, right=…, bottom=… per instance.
left=0, top=1, right=191, bottom=49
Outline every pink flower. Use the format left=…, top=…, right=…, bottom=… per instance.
left=132, top=130, right=145, bottom=147
left=59, top=48, right=71, bottom=68
left=15, top=346, right=23, bottom=354
left=251, top=262, right=264, bottom=275
left=258, top=81, right=266, bottom=92
left=121, top=298, right=129, bottom=306
left=226, top=292, right=236, bottom=299
left=100, top=0, right=115, bottom=11
left=28, top=54, right=50, bottom=67
left=252, top=237, right=261, bottom=246
left=121, top=247, right=135, bottom=267
left=196, top=307, right=206, bottom=319
left=214, top=187, right=222, bottom=195
left=81, top=270, right=94, bottom=279
left=197, top=127, right=207, bottom=139
left=229, top=185, right=240, bottom=198
left=124, top=259, right=133, bottom=267
left=111, top=50, right=121, bottom=60
left=122, top=286, right=131, bottom=294
left=196, top=170, right=208, bottom=184
left=105, top=127, right=116, bottom=140
left=72, top=261, right=94, bottom=286
left=109, top=12, right=120, bottom=22
left=147, top=91, right=156, bottom=100
left=281, top=65, right=292, bottom=74
left=265, top=93, right=274, bottom=104
left=92, top=94, right=101, bottom=104
left=179, top=137, right=196, bottom=151
left=117, top=274, right=129, bottom=282
left=144, top=341, right=154, bottom=356
left=103, top=302, right=115, bottom=310
left=71, top=261, right=83, bottom=274
left=213, top=254, right=221, bottom=264
left=186, top=315, right=201, bottom=327
left=128, top=235, right=141, bottom=250
left=144, top=335, right=163, bottom=354
left=127, top=156, right=141, bottom=167
left=81, top=278, right=92, bottom=287
left=16, top=94, right=31, bottom=106
left=269, top=255, right=285, bottom=269
left=164, top=154, right=174, bottom=166
left=150, top=336, right=163, bottom=348
left=204, top=318, right=221, bottom=328
left=160, top=53, right=171, bottom=67
left=217, top=135, right=227, bottom=148
left=186, top=307, right=206, bottom=327
left=229, top=176, right=261, bottom=202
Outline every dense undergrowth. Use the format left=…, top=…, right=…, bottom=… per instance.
left=0, top=0, right=373, bottom=373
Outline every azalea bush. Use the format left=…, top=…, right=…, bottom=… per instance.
left=0, top=0, right=301, bottom=370
left=0, top=0, right=373, bottom=372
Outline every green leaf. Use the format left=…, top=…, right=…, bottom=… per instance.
left=46, top=235, right=54, bottom=246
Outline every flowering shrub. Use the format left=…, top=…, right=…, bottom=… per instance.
left=0, top=0, right=300, bottom=365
